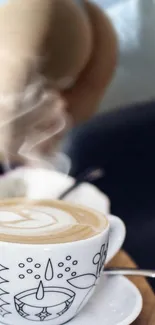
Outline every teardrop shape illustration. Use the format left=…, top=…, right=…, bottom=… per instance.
left=36, top=281, right=44, bottom=300
left=45, top=259, right=54, bottom=281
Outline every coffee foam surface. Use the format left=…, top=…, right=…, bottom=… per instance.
left=0, top=206, right=77, bottom=235
left=0, top=200, right=108, bottom=244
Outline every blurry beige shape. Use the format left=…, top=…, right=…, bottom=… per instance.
left=0, top=0, right=117, bottom=164
left=63, top=3, right=118, bottom=123
left=43, top=0, right=92, bottom=85
left=0, top=0, right=92, bottom=93
left=0, top=0, right=92, bottom=161
left=0, top=0, right=55, bottom=94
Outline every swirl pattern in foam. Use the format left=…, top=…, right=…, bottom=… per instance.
left=0, top=199, right=108, bottom=244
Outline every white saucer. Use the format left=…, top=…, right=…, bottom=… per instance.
left=69, top=275, right=143, bottom=325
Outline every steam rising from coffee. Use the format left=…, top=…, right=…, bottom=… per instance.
left=0, top=74, right=71, bottom=174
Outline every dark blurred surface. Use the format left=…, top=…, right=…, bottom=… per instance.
left=66, top=101, right=155, bottom=284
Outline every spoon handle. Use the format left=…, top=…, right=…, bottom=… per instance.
left=58, top=167, right=104, bottom=200
left=104, top=268, right=155, bottom=278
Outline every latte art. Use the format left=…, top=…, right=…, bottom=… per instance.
left=0, top=206, right=77, bottom=234
left=0, top=199, right=108, bottom=244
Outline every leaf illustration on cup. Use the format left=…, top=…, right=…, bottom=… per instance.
left=93, top=243, right=108, bottom=277
left=67, top=274, right=97, bottom=290
left=67, top=274, right=98, bottom=315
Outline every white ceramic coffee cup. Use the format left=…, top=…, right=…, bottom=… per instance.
left=0, top=202, right=125, bottom=325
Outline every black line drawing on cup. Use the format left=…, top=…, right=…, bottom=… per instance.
left=67, top=272, right=97, bottom=315
left=14, top=282, right=75, bottom=321
left=66, top=268, right=98, bottom=316
left=67, top=274, right=97, bottom=289
left=0, top=277, right=8, bottom=285
left=27, top=258, right=33, bottom=263
left=0, top=264, right=11, bottom=319
left=45, top=259, right=54, bottom=281
left=36, top=281, right=44, bottom=300
left=15, top=257, right=76, bottom=321
left=14, top=245, right=108, bottom=322
left=57, top=255, right=79, bottom=279
left=93, top=243, right=108, bottom=277
left=0, top=265, right=8, bottom=272
left=76, top=287, right=95, bottom=314
left=0, top=306, right=11, bottom=319
left=67, top=243, right=108, bottom=314
left=18, top=258, right=43, bottom=280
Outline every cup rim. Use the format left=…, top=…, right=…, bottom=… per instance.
left=0, top=198, right=110, bottom=247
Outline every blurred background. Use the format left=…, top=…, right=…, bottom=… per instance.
left=0, top=0, right=154, bottom=282
left=95, top=0, right=155, bottom=113
left=66, top=0, right=155, bottom=278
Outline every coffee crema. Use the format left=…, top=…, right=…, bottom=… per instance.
left=0, top=199, right=108, bottom=244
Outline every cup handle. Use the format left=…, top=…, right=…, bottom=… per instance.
left=106, top=215, right=126, bottom=264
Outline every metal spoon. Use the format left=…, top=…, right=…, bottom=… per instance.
left=104, top=268, right=155, bottom=278
left=58, top=167, right=104, bottom=200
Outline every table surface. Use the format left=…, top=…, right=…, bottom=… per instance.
left=108, top=251, right=155, bottom=325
